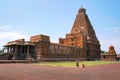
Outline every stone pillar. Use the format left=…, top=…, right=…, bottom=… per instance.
left=27, top=45, right=29, bottom=54
left=7, top=46, right=9, bottom=53
left=9, top=46, right=12, bottom=53
left=7, top=46, right=10, bottom=53
left=26, top=45, right=29, bottom=59
left=9, top=46, right=11, bottom=53
left=23, top=46, right=26, bottom=54
left=13, top=45, right=17, bottom=60
left=26, top=45, right=32, bottom=60
left=20, top=45, right=23, bottom=54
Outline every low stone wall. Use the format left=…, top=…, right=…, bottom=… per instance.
left=40, top=58, right=86, bottom=61
left=101, top=54, right=117, bottom=61
left=49, top=43, right=82, bottom=58
left=0, top=60, right=38, bottom=63
left=0, top=53, right=13, bottom=60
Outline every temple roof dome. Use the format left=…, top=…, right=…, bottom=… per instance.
left=78, top=6, right=86, bottom=13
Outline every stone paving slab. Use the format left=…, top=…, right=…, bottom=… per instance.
left=0, top=63, right=120, bottom=80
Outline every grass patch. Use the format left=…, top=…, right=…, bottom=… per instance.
left=36, top=61, right=119, bottom=67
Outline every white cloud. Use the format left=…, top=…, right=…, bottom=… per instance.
left=0, top=32, right=27, bottom=49
left=0, top=24, right=28, bottom=49
left=0, top=32, right=26, bottom=40
left=0, top=25, right=11, bottom=31
left=104, top=27, right=120, bottom=34
left=0, top=32, right=26, bottom=49
left=113, top=29, right=120, bottom=34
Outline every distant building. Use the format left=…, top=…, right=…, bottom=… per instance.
left=3, top=7, right=101, bottom=60
left=101, top=45, right=117, bottom=61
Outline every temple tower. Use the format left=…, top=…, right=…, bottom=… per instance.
left=59, top=7, right=100, bottom=60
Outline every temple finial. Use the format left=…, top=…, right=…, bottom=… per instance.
left=78, top=6, right=86, bottom=13
left=81, top=5, right=83, bottom=8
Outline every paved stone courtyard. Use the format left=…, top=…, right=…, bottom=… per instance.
left=0, top=63, right=120, bottom=80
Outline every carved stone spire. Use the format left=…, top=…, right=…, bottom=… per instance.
left=71, top=7, right=99, bottom=44
left=71, top=8, right=93, bottom=34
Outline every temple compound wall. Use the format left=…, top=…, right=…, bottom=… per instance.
left=4, top=34, right=99, bottom=60
left=30, top=34, right=86, bottom=60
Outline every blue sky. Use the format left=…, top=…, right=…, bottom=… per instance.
left=0, top=0, right=120, bottom=53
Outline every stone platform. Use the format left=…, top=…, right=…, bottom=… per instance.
left=101, top=54, right=117, bottom=61
left=0, top=60, right=38, bottom=63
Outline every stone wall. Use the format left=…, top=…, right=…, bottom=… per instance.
left=32, top=35, right=86, bottom=59
left=101, top=54, right=117, bottom=61
left=59, top=33, right=85, bottom=47
left=50, top=43, right=75, bottom=58
left=30, top=35, right=88, bottom=60
left=49, top=43, right=86, bottom=59
left=0, top=53, right=13, bottom=60
left=31, top=35, right=50, bottom=60
left=30, top=34, right=50, bottom=42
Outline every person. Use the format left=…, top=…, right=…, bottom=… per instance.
left=82, top=64, right=85, bottom=68
left=76, top=59, right=79, bottom=67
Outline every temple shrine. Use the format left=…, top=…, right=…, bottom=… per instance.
left=101, top=45, right=117, bottom=61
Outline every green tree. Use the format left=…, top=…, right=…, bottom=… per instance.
left=100, top=50, right=107, bottom=54
left=0, top=49, right=4, bottom=54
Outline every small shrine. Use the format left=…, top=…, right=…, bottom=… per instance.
left=101, top=45, right=117, bottom=61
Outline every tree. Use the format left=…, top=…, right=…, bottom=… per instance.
left=100, top=50, right=107, bottom=54
left=0, top=49, right=4, bottom=54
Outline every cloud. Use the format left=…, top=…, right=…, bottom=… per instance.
left=104, top=27, right=120, bottom=34
left=0, top=25, right=11, bottom=31
left=0, top=25, right=28, bottom=49
left=0, top=32, right=27, bottom=49
left=0, top=32, right=26, bottom=40
left=113, top=28, right=120, bottom=34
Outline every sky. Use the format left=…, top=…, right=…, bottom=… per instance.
left=0, top=0, right=120, bottom=53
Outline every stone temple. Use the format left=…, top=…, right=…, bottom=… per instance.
left=2, top=7, right=101, bottom=61
left=101, top=45, right=117, bottom=61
